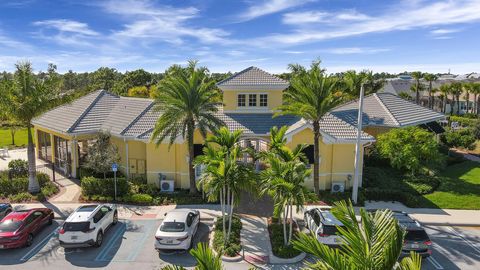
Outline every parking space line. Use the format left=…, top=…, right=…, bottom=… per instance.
left=125, top=221, right=155, bottom=262
left=427, top=257, right=444, bottom=270
left=20, top=226, right=60, bottom=262
left=94, top=223, right=127, bottom=262
left=447, top=226, right=480, bottom=254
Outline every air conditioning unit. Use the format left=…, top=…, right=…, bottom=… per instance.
left=160, top=180, right=174, bottom=192
left=331, top=182, right=345, bottom=193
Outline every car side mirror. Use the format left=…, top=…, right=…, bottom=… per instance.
left=164, top=213, right=167, bottom=217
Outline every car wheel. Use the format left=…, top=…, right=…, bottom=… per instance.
left=112, top=211, right=118, bottom=225
left=26, top=234, right=34, bottom=247
left=95, top=231, right=104, bottom=247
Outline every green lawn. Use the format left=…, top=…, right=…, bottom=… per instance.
left=423, top=161, right=480, bottom=209
left=0, top=128, right=28, bottom=149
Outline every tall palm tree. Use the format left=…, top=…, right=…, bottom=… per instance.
left=450, top=82, right=463, bottom=115
left=276, top=60, right=344, bottom=194
left=196, top=127, right=253, bottom=244
left=260, top=126, right=311, bottom=245
left=293, top=200, right=422, bottom=270
left=471, top=82, right=480, bottom=115
left=423, top=73, right=437, bottom=109
left=342, top=70, right=384, bottom=101
left=439, top=83, right=451, bottom=113
left=151, top=60, right=223, bottom=194
left=0, top=62, right=64, bottom=193
left=161, top=243, right=223, bottom=270
left=411, top=71, right=423, bottom=104
left=463, top=82, right=475, bottom=114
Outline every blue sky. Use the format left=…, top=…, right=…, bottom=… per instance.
left=1, top=0, right=480, bottom=74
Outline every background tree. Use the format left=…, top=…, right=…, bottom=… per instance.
left=440, top=129, right=477, bottom=150
left=0, top=62, right=65, bottom=192
left=471, top=82, right=480, bottom=115
left=376, top=126, right=444, bottom=176
left=398, top=92, right=413, bottom=101
left=90, top=67, right=121, bottom=92
left=411, top=71, right=423, bottom=104
left=112, top=69, right=153, bottom=96
left=342, top=70, right=384, bottom=100
left=83, top=132, right=120, bottom=179
left=276, top=60, right=344, bottom=194
left=127, top=86, right=150, bottom=98
left=151, top=60, right=223, bottom=194
left=450, top=82, right=463, bottom=115
left=439, top=83, right=451, bottom=113
left=423, top=73, right=437, bottom=109
left=293, top=201, right=422, bottom=270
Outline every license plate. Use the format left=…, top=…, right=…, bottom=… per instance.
left=71, top=236, right=78, bottom=240
left=166, top=240, right=173, bottom=244
left=410, top=244, right=419, bottom=249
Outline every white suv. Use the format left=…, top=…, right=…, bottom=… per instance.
left=59, top=204, right=118, bottom=248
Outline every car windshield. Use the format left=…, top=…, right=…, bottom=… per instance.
left=322, top=224, right=344, bottom=235
left=405, top=230, right=429, bottom=241
left=160, top=222, right=185, bottom=232
left=0, top=219, right=23, bottom=233
left=64, top=222, right=90, bottom=232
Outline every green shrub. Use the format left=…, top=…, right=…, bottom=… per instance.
left=37, top=173, right=50, bottom=187
left=129, top=193, right=153, bottom=204
left=8, top=159, right=28, bottom=178
left=78, top=166, right=124, bottom=179
left=213, top=216, right=242, bottom=256
left=0, top=177, right=28, bottom=196
left=449, top=115, right=479, bottom=127
left=268, top=222, right=301, bottom=258
left=404, top=175, right=440, bottom=195
left=81, top=176, right=130, bottom=197
left=138, top=184, right=159, bottom=196
left=40, top=182, right=59, bottom=198
left=441, top=129, right=477, bottom=150
left=8, top=192, right=35, bottom=203
left=364, top=188, right=419, bottom=207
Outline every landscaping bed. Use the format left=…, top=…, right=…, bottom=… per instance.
left=0, top=172, right=59, bottom=202
left=267, top=217, right=301, bottom=259
left=212, top=215, right=242, bottom=257
left=80, top=176, right=206, bottom=205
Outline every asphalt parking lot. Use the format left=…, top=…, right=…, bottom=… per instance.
left=0, top=218, right=479, bottom=270
left=0, top=218, right=215, bottom=270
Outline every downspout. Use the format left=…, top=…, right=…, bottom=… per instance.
left=124, top=137, right=129, bottom=179
left=72, top=135, right=78, bottom=178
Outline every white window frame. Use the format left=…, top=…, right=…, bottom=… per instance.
left=259, top=94, right=268, bottom=107
left=237, top=94, right=246, bottom=107
left=248, top=94, right=257, bottom=107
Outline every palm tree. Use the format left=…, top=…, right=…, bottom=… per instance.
left=276, top=60, right=344, bottom=194
left=293, top=200, right=422, bottom=270
left=151, top=60, right=224, bottom=194
left=471, top=82, right=480, bottom=115
left=439, top=83, right=451, bottom=113
left=260, top=126, right=311, bottom=246
left=463, top=82, right=475, bottom=114
left=195, top=127, right=253, bottom=245
left=0, top=62, right=64, bottom=193
left=423, top=73, right=437, bottom=109
left=342, top=70, right=384, bottom=101
left=161, top=243, right=223, bottom=270
left=411, top=71, right=423, bottom=104
left=450, top=82, right=463, bottom=115
left=398, top=92, right=413, bottom=101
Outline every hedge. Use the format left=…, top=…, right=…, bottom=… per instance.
left=81, top=176, right=130, bottom=197
left=213, top=216, right=242, bottom=257
left=449, top=115, right=479, bottom=127
left=364, top=188, right=419, bottom=208
left=0, top=172, right=51, bottom=197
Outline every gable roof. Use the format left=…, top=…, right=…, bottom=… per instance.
left=217, top=66, right=289, bottom=90
left=332, top=93, right=445, bottom=127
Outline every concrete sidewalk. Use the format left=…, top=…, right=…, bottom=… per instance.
left=240, top=215, right=270, bottom=264
left=364, top=201, right=480, bottom=226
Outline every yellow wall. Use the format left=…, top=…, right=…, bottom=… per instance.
left=223, top=90, right=283, bottom=111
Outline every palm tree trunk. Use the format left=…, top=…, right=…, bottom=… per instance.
left=457, top=96, right=460, bottom=115
left=187, top=121, right=197, bottom=195
left=428, top=82, right=432, bottom=109
left=313, top=121, right=320, bottom=195
left=283, top=207, right=288, bottom=246
left=475, top=94, right=478, bottom=114
left=27, top=125, right=39, bottom=193
left=288, top=204, right=293, bottom=245
left=416, top=81, right=420, bottom=104
left=227, top=191, right=234, bottom=243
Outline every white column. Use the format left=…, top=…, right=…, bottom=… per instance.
left=125, top=138, right=129, bottom=179
left=71, top=138, right=78, bottom=178
left=352, top=84, right=365, bottom=204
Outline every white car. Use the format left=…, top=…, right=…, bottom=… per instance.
left=59, top=204, right=118, bottom=248
left=304, top=207, right=346, bottom=246
left=155, top=209, right=200, bottom=251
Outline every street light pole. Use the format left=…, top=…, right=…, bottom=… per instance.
left=352, top=84, right=365, bottom=204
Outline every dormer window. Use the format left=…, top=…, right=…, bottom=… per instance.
left=260, top=94, right=268, bottom=107
left=238, top=94, right=246, bottom=107
left=248, top=94, right=257, bottom=106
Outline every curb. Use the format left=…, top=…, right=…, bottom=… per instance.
left=268, top=252, right=306, bottom=264
left=209, top=217, right=244, bottom=263
left=419, top=222, right=480, bottom=227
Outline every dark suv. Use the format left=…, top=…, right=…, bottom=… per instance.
left=392, top=211, right=432, bottom=257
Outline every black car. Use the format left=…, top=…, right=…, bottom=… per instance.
left=0, top=203, right=13, bottom=220
left=392, top=211, right=432, bottom=257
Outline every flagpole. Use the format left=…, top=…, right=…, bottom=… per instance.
left=352, top=84, right=365, bottom=204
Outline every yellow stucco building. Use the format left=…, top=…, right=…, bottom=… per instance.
left=32, top=66, right=444, bottom=191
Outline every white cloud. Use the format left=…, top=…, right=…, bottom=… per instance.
left=102, top=0, right=229, bottom=45
left=251, top=0, right=480, bottom=47
left=283, top=10, right=370, bottom=25
left=323, top=47, right=391, bottom=55
left=33, top=19, right=99, bottom=36
left=237, top=0, right=314, bottom=21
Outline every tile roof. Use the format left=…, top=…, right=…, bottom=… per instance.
left=217, top=66, right=289, bottom=90
left=332, top=93, right=445, bottom=127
